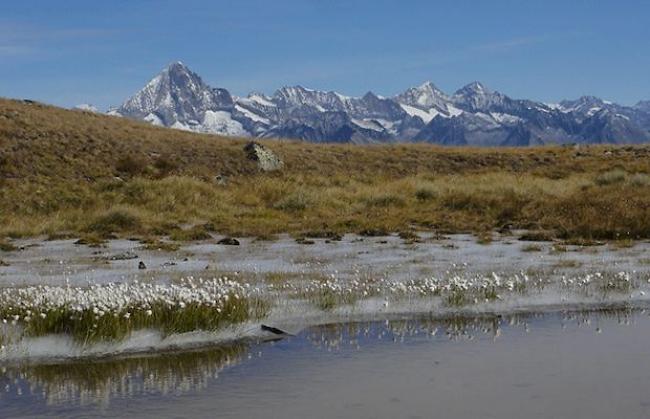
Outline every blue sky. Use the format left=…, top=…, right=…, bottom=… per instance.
left=1, top=0, right=649, bottom=109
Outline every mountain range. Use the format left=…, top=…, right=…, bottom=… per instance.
left=104, top=62, right=650, bottom=146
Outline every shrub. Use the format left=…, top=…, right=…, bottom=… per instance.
left=115, top=155, right=148, bottom=177
left=86, top=208, right=142, bottom=235
left=415, top=186, right=436, bottom=202
left=476, top=232, right=493, bottom=245
left=519, top=231, right=556, bottom=242
left=274, top=190, right=312, bottom=212
left=169, top=226, right=212, bottom=241
left=153, top=154, right=178, bottom=176
left=594, top=169, right=627, bottom=186
left=365, top=193, right=405, bottom=208
left=629, top=173, right=650, bottom=187
left=0, top=239, right=17, bottom=252
left=521, top=244, right=543, bottom=252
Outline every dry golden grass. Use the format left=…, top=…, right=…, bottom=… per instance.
left=2, top=97, right=650, bottom=241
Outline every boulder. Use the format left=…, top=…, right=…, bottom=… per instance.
left=244, top=142, right=284, bottom=172
left=218, top=237, right=240, bottom=246
left=214, top=174, right=229, bottom=185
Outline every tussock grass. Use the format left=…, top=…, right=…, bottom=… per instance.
left=139, top=238, right=181, bottom=252
left=86, top=207, right=143, bottom=235
left=310, top=288, right=360, bottom=311
left=0, top=280, right=270, bottom=343
left=74, top=233, right=108, bottom=247
left=595, top=169, right=627, bottom=185
left=446, top=287, right=500, bottom=307
left=2, top=98, right=650, bottom=241
left=521, top=244, right=543, bottom=252
left=0, top=239, right=18, bottom=252
left=168, top=225, right=212, bottom=241
left=15, top=297, right=257, bottom=342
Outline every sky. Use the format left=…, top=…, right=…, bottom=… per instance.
left=1, top=0, right=649, bottom=110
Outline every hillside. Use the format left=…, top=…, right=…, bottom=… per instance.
left=1, top=97, right=650, bottom=242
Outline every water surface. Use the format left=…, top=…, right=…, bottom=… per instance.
left=3, top=309, right=650, bottom=418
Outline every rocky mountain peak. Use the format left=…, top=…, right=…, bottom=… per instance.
left=111, top=61, right=650, bottom=146
left=636, top=100, right=650, bottom=112
left=454, top=81, right=490, bottom=97
left=395, top=81, right=449, bottom=110
left=116, top=62, right=234, bottom=127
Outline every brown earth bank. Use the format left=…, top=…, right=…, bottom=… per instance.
left=1, top=97, right=650, bottom=242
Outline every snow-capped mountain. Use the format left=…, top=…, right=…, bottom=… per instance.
left=73, top=103, right=99, bottom=113
left=111, top=62, right=650, bottom=146
left=115, top=61, right=246, bottom=136
left=395, top=81, right=461, bottom=123
left=637, top=100, right=650, bottom=112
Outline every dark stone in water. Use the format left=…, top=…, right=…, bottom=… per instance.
left=261, top=324, right=293, bottom=336
left=107, top=252, right=139, bottom=261
left=138, top=261, right=147, bottom=270
left=218, top=237, right=240, bottom=246
left=359, top=228, right=389, bottom=237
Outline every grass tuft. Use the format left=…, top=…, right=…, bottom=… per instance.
left=0, top=239, right=18, bottom=252
left=86, top=208, right=142, bottom=235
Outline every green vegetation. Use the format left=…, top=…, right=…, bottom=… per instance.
left=0, top=239, right=18, bottom=252
left=521, top=244, right=543, bottom=252
left=0, top=294, right=268, bottom=343
left=2, top=98, right=650, bottom=242
left=446, top=286, right=500, bottom=307
left=309, top=288, right=360, bottom=311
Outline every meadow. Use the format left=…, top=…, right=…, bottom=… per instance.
left=1, top=98, right=650, bottom=243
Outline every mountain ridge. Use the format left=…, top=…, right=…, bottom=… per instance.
left=109, top=62, right=650, bottom=146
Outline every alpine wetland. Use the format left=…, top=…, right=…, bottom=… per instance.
left=2, top=1, right=650, bottom=418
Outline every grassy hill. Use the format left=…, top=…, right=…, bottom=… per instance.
left=1, top=97, right=650, bottom=243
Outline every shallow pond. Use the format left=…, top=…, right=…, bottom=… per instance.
left=3, top=309, right=650, bottom=419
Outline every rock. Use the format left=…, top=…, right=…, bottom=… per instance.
left=261, top=324, right=294, bottom=336
left=359, top=228, right=389, bottom=237
left=138, top=261, right=147, bottom=270
left=244, top=142, right=284, bottom=172
left=214, top=174, right=228, bottom=185
left=217, top=237, right=240, bottom=246
left=105, top=252, right=139, bottom=261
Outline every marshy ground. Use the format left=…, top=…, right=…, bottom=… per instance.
left=1, top=232, right=649, bottom=361
left=3, top=98, right=650, bottom=417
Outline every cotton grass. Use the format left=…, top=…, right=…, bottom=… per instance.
left=0, top=277, right=268, bottom=343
